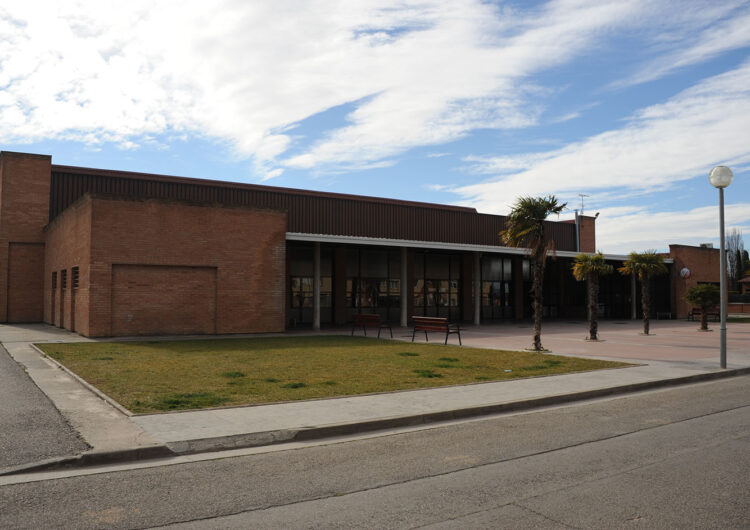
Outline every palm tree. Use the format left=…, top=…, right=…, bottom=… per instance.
left=684, top=284, right=720, bottom=331
left=572, top=252, right=613, bottom=341
left=501, top=195, right=566, bottom=351
left=618, top=251, right=668, bottom=335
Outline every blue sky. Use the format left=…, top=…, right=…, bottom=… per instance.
left=1, top=0, right=748, bottom=253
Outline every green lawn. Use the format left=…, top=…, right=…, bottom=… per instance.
left=37, top=336, right=630, bottom=414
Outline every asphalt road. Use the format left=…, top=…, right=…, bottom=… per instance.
left=2, top=375, right=749, bottom=529
left=0, top=345, right=88, bottom=472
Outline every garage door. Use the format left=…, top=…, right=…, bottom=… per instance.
left=111, top=265, right=216, bottom=336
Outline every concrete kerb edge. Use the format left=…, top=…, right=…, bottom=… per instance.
left=0, top=445, right=176, bottom=476
left=166, top=366, right=750, bottom=456
left=30, top=343, right=134, bottom=417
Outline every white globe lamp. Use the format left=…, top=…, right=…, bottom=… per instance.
left=709, top=165, right=733, bottom=368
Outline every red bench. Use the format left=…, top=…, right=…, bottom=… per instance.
left=351, top=313, right=393, bottom=339
left=688, top=308, right=719, bottom=322
left=411, top=316, right=461, bottom=345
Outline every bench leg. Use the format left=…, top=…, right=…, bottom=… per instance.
left=363, top=326, right=367, bottom=337
left=377, top=327, right=381, bottom=339
left=457, top=331, right=462, bottom=346
left=444, top=332, right=448, bottom=345
left=424, top=330, right=429, bottom=342
left=412, top=329, right=416, bottom=342
left=389, top=327, right=393, bottom=338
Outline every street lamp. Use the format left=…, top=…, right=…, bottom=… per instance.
left=708, top=165, right=733, bottom=369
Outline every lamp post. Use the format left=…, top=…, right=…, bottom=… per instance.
left=708, top=165, right=733, bottom=369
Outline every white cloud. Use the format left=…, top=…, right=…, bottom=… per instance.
left=0, top=0, right=650, bottom=173
left=282, top=0, right=647, bottom=169
left=260, top=168, right=284, bottom=182
left=596, top=203, right=750, bottom=254
left=455, top=59, right=750, bottom=213
left=613, top=3, right=750, bottom=88
left=2, top=0, right=748, bottom=183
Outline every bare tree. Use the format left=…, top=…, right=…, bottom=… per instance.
left=726, top=229, right=744, bottom=291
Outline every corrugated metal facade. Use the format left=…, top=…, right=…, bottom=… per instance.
left=49, top=166, right=577, bottom=251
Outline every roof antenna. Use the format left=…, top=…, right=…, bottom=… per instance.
left=578, top=193, right=589, bottom=215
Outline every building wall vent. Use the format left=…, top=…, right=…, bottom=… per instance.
left=699, top=243, right=714, bottom=248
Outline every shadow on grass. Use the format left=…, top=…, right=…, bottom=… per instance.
left=141, top=392, right=230, bottom=411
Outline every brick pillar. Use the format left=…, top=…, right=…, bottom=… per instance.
left=0, top=152, right=52, bottom=322
left=578, top=215, right=597, bottom=253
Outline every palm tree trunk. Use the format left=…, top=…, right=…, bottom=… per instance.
left=641, top=277, right=650, bottom=335
left=532, top=259, right=544, bottom=351
left=589, top=273, right=599, bottom=340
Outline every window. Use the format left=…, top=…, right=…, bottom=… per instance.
left=413, top=252, right=463, bottom=319
left=347, top=249, right=402, bottom=321
left=290, top=276, right=332, bottom=308
left=72, top=267, right=79, bottom=289
left=52, top=271, right=57, bottom=289
left=61, top=270, right=67, bottom=290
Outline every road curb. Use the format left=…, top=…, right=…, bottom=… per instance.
left=166, top=366, right=750, bottom=455
left=0, top=445, right=176, bottom=476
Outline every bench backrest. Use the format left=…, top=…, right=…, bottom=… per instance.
left=412, top=316, right=448, bottom=328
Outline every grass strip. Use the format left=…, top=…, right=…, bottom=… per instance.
left=37, top=335, right=630, bottom=414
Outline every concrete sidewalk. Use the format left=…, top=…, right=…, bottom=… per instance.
left=2, top=321, right=749, bottom=472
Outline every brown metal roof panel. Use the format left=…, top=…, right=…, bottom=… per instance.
left=51, top=164, right=476, bottom=213
left=48, top=170, right=578, bottom=251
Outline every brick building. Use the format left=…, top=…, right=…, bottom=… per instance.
left=0, top=151, right=720, bottom=337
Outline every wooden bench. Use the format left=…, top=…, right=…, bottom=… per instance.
left=688, top=308, right=719, bottom=322
left=411, top=316, right=461, bottom=345
left=351, top=313, right=393, bottom=338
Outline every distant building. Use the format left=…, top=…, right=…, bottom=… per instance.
left=0, top=151, right=725, bottom=337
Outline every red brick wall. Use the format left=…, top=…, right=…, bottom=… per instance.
left=0, top=152, right=51, bottom=321
left=669, top=244, right=721, bottom=319
left=44, top=198, right=93, bottom=334
left=111, top=265, right=217, bottom=336
left=46, top=194, right=286, bottom=337
left=7, top=243, right=45, bottom=322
